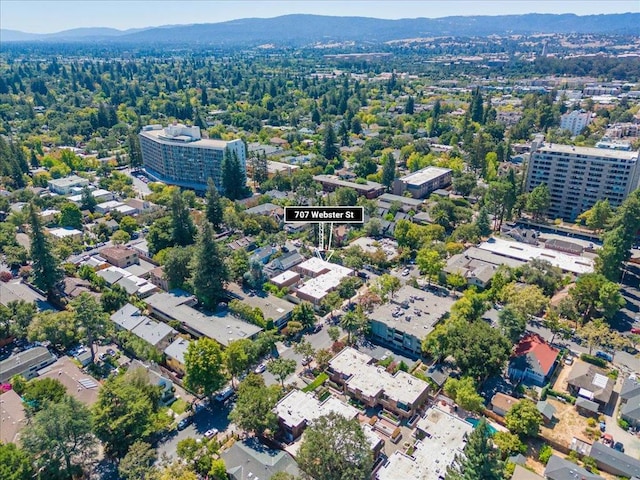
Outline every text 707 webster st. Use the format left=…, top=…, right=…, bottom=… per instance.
left=284, top=206, right=364, bottom=223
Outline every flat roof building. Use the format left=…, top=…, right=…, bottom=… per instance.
left=293, top=258, right=353, bottom=306
left=376, top=407, right=473, bottom=480
left=444, top=246, right=526, bottom=288
left=525, top=139, right=640, bottom=221
left=225, top=282, right=294, bottom=329
left=47, top=175, right=89, bottom=194
left=328, top=347, right=429, bottom=418
left=368, top=285, right=454, bottom=357
left=478, top=237, right=594, bottom=275
left=0, top=347, right=57, bottom=383
left=392, top=167, right=452, bottom=199
left=139, top=124, right=246, bottom=193
left=313, top=174, right=385, bottom=199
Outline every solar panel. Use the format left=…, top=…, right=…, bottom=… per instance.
left=78, top=378, right=98, bottom=389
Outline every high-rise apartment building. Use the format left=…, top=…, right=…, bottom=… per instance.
left=139, top=124, right=246, bottom=192
left=525, top=138, right=640, bottom=221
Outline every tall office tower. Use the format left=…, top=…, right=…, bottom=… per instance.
left=525, top=138, right=640, bottom=221
left=139, top=124, right=246, bottom=192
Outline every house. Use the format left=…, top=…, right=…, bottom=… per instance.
left=544, top=455, right=604, bottom=480
left=575, top=397, right=600, bottom=417
left=95, top=200, right=125, bottom=214
left=367, top=285, right=454, bottom=357
left=270, top=270, right=300, bottom=289
left=566, top=362, right=614, bottom=411
left=250, top=245, right=278, bottom=265
left=264, top=251, right=305, bottom=278
left=589, top=442, right=640, bottom=478
left=491, top=393, right=520, bottom=417
left=38, top=208, right=60, bottom=223
left=226, top=282, right=294, bottom=330
left=424, top=360, right=454, bottom=389
left=245, top=202, right=284, bottom=219
left=293, top=258, right=354, bottom=306
left=508, top=333, right=559, bottom=386
left=99, top=246, right=139, bottom=268
left=0, top=347, right=57, bottom=383
left=0, top=280, right=54, bottom=311
left=0, top=389, right=27, bottom=444
left=221, top=438, right=300, bottom=480
left=536, top=400, right=556, bottom=425
left=47, top=227, right=83, bottom=242
left=38, top=357, right=99, bottom=405
left=328, top=347, right=430, bottom=418
left=128, top=360, right=175, bottom=404
left=62, top=277, right=94, bottom=299
left=123, top=198, right=158, bottom=214
left=164, top=337, right=191, bottom=376
left=620, top=375, right=640, bottom=427
left=511, top=464, right=544, bottom=480
left=111, top=303, right=176, bottom=350
left=444, top=247, right=525, bottom=288
left=377, top=407, right=473, bottom=480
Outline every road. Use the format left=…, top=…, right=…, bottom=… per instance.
left=121, top=167, right=152, bottom=196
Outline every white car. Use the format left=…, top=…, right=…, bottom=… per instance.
left=254, top=363, right=267, bottom=374
left=204, top=428, right=219, bottom=439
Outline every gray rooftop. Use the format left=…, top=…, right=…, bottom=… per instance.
left=221, top=438, right=300, bottom=480
left=537, top=142, right=638, bottom=161
left=621, top=376, right=640, bottom=402
left=245, top=203, right=282, bottom=216
left=225, top=283, right=294, bottom=323
left=0, top=280, right=55, bottom=311
left=590, top=442, right=640, bottom=478
left=131, top=318, right=176, bottom=347
left=511, top=464, right=544, bottom=480
left=313, top=174, right=384, bottom=192
left=621, top=394, right=640, bottom=422
left=544, top=455, right=603, bottom=480
left=0, top=347, right=56, bottom=383
left=145, top=292, right=263, bottom=347
left=110, top=303, right=146, bottom=331
left=378, top=193, right=424, bottom=207
left=163, top=337, right=191, bottom=365
left=368, top=285, right=454, bottom=340
left=536, top=400, right=556, bottom=420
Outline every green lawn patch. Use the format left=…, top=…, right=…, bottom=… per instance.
left=171, top=398, right=188, bottom=415
left=302, top=372, right=329, bottom=393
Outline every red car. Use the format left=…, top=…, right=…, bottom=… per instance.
left=631, top=327, right=640, bottom=334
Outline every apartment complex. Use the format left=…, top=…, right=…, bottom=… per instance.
left=392, top=167, right=452, bottom=199
left=139, top=123, right=246, bottom=192
left=559, top=110, right=592, bottom=136
left=525, top=139, right=640, bottom=221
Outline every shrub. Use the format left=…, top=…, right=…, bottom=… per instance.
left=587, top=418, right=597, bottom=428
left=580, top=354, right=607, bottom=368
left=547, top=389, right=576, bottom=404
left=539, top=444, right=553, bottom=465
left=0, top=271, right=12, bottom=282
left=331, top=341, right=345, bottom=353
left=582, top=456, right=599, bottom=473
left=618, top=418, right=629, bottom=430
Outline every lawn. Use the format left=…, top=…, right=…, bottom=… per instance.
left=171, top=398, right=188, bottom=415
left=302, top=372, right=329, bottom=393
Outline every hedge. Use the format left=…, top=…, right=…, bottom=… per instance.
left=580, top=354, right=607, bottom=368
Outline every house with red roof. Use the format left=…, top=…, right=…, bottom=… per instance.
left=508, top=333, right=559, bottom=386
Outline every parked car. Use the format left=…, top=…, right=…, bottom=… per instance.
left=204, top=428, right=219, bottom=439
left=312, top=323, right=323, bottom=334
left=214, top=386, right=235, bottom=402
left=631, top=327, right=640, bottom=334
left=401, top=268, right=410, bottom=276
left=613, top=441, right=624, bottom=452
left=602, top=433, right=614, bottom=447
left=301, top=357, right=311, bottom=366
left=599, top=421, right=606, bottom=432
left=595, top=350, right=613, bottom=362
left=106, top=348, right=116, bottom=356
left=177, top=416, right=193, bottom=431
left=254, top=363, right=267, bottom=374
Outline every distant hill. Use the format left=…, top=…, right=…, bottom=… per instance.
left=2, top=13, right=638, bottom=45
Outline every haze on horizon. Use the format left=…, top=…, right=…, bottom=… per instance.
left=1, top=0, right=638, bottom=34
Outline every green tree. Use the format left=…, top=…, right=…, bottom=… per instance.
left=59, top=202, right=83, bottom=230
left=443, top=377, right=484, bottom=412
left=569, top=273, right=625, bottom=324
left=475, top=207, right=492, bottom=236
left=184, top=338, right=227, bottom=398
left=205, top=178, right=224, bottom=229
left=579, top=318, right=610, bottom=355
left=0, top=299, right=36, bottom=338
left=340, top=307, right=367, bottom=345
left=500, top=283, right=549, bottom=318
left=170, top=189, right=196, bottom=247
left=27, top=310, right=80, bottom=351
left=118, top=441, right=156, bottom=480
left=417, top=248, right=444, bottom=286
left=578, top=199, right=612, bottom=231
left=92, top=369, right=164, bottom=457
left=450, top=290, right=488, bottom=323
left=292, top=301, right=316, bottom=329
left=111, top=229, right=131, bottom=245
left=322, top=123, right=339, bottom=161
left=520, top=259, right=564, bottom=297
left=293, top=339, right=315, bottom=364
left=446, top=418, right=503, bottom=480
left=226, top=248, right=250, bottom=283
left=22, top=377, right=66, bottom=414
left=446, top=273, right=467, bottom=292
left=470, top=88, right=484, bottom=123
left=498, top=306, right=527, bottom=342
left=297, top=412, right=373, bottom=480
left=28, top=204, right=63, bottom=299
left=228, top=373, right=280, bottom=436
left=267, top=358, right=296, bottom=388
left=505, top=399, right=543, bottom=438
left=377, top=273, right=401, bottom=301
left=525, top=184, right=550, bottom=221
left=381, top=151, right=396, bottom=188
left=164, top=246, right=193, bottom=289
left=80, top=186, right=97, bottom=213
left=101, top=284, right=129, bottom=313
left=225, top=338, right=253, bottom=386
left=0, top=442, right=34, bottom=480
left=22, top=395, right=95, bottom=479
left=119, top=216, right=138, bottom=235
left=221, top=148, right=247, bottom=200
left=327, top=326, right=341, bottom=343
left=71, top=292, right=107, bottom=361
left=334, top=187, right=357, bottom=206
left=190, top=221, right=228, bottom=309
left=147, top=216, right=173, bottom=255
left=492, top=431, right=525, bottom=458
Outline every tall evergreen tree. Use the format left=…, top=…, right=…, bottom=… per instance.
left=381, top=152, right=396, bottom=188
left=322, top=123, right=339, bottom=161
left=28, top=205, right=63, bottom=299
left=190, top=221, right=227, bottom=309
left=221, top=148, right=247, bottom=200
left=205, top=178, right=224, bottom=229
left=446, top=418, right=503, bottom=480
left=476, top=207, right=492, bottom=236
left=127, top=133, right=142, bottom=169
left=470, top=87, right=484, bottom=124
left=405, top=96, right=415, bottom=114
left=170, top=189, right=196, bottom=247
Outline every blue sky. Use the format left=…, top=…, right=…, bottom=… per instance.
left=1, top=0, right=638, bottom=34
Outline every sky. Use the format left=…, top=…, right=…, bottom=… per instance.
left=1, top=0, right=638, bottom=34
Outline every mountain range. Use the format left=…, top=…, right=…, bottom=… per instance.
left=1, top=13, right=638, bottom=45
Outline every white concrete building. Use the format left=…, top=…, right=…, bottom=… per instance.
left=560, top=110, right=592, bottom=136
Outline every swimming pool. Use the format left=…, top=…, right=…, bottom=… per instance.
left=465, top=417, right=498, bottom=435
